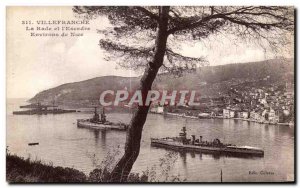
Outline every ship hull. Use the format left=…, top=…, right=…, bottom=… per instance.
left=77, top=119, right=127, bottom=131
left=151, top=139, right=264, bottom=156
left=13, top=109, right=76, bottom=115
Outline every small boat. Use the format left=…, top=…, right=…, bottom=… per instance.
left=77, top=107, right=128, bottom=131
left=28, top=142, right=39, bottom=146
left=151, top=127, right=264, bottom=157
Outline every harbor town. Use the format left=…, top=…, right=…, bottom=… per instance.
left=150, top=82, right=294, bottom=126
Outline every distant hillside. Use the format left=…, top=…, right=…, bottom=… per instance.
left=29, top=76, right=140, bottom=106
left=29, top=58, right=294, bottom=106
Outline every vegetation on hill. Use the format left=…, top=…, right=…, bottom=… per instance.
left=29, top=58, right=294, bottom=106
left=7, top=149, right=181, bottom=183
left=6, top=154, right=87, bottom=183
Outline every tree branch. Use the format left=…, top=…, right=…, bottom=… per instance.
left=168, top=7, right=293, bottom=35
left=134, top=6, right=159, bottom=22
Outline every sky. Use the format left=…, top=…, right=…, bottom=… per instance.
left=6, top=6, right=293, bottom=99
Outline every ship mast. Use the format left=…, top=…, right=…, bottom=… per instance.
left=101, top=106, right=106, bottom=122
left=179, top=126, right=187, bottom=144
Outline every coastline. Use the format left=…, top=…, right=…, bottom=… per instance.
left=159, top=112, right=294, bottom=127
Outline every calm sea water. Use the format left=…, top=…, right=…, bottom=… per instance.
left=7, top=98, right=294, bottom=182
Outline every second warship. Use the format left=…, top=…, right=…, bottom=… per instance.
left=77, top=107, right=128, bottom=131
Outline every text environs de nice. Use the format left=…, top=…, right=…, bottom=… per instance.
left=99, top=90, right=200, bottom=107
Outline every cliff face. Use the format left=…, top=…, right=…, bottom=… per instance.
left=29, top=58, right=294, bottom=106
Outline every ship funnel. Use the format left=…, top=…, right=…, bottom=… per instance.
left=191, top=135, right=195, bottom=145
left=200, top=136, right=202, bottom=143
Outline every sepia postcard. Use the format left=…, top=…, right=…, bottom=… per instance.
left=6, top=6, right=295, bottom=183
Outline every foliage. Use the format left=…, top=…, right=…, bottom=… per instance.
left=7, top=148, right=184, bottom=183
left=73, top=6, right=294, bottom=75
left=6, top=153, right=87, bottom=183
left=87, top=148, right=184, bottom=182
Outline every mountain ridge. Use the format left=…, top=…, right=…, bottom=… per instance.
left=29, top=58, right=294, bottom=106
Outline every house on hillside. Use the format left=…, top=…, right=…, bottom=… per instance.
left=268, top=108, right=279, bottom=123
left=223, top=109, right=230, bottom=118
left=240, top=111, right=249, bottom=119
left=150, top=104, right=165, bottom=114
left=157, top=106, right=164, bottom=114
left=230, top=110, right=235, bottom=118
left=223, top=108, right=235, bottom=118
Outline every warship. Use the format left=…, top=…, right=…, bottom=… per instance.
left=13, top=102, right=76, bottom=115
left=151, top=127, right=264, bottom=156
left=77, top=107, right=128, bottom=131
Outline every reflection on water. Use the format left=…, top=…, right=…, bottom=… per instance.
left=6, top=99, right=294, bottom=182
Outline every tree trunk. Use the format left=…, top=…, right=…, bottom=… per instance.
left=110, top=6, right=170, bottom=182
